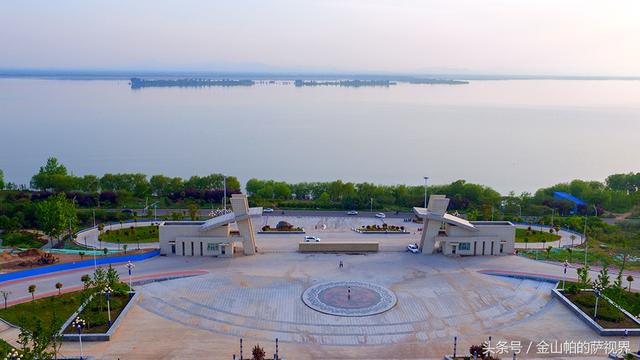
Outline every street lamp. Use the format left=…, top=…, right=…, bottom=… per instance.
left=6, top=348, right=21, bottom=360
left=104, top=286, right=113, bottom=327
left=423, top=176, right=429, bottom=208
left=125, top=261, right=135, bottom=298
left=453, top=336, right=457, bottom=358
left=370, top=198, right=373, bottom=213
left=562, top=260, right=568, bottom=290
left=223, top=175, right=227, bottom=210
left=594, top=286, right=602, bottom=320
left=72, top=317, right=86, bottom=360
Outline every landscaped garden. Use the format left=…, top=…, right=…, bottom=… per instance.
left=260, top=221, right=304, bottom=233
left=0, top=230, right=47, bottom=248
left=558, top=265, right=640, bottom=329
left=0, top=266, right=132, bottom=334
left=515, top=227, right=561, bottom=243
left=99, top=225, right=159, bottom=244
left=355, top=224, right=408, bottom=233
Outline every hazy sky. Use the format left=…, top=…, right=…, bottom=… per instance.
left=1, top=0, right=639, bottom=75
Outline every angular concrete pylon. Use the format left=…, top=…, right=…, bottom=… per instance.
left=230, top=194, right=257, bottom=255
left=420, top=195, right=450, bottom=254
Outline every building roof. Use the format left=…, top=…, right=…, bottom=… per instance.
left=413, top=207, right=478, bottom=232
left=200, top=212, right=236, bottom=231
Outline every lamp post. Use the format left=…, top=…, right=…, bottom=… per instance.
left=594, top=287, right=602, bottom=320
left=453, top=336, right=457, bottom=358
left=6, top=348, right=20, bottom=360
left=563, top=260, right=568, bottom=290
left=275, top=337, right=279, bottom=360
left=370, top=198, right=373, bottom=213
left=126, top=261, right=135, bottom=298
left=423, top=176, right=429, bottom=208
left=72, top=317, right=86, bottom=360
left=223, top=175, right=227, bottom=210
left=240, top=338, right=243, bottom=360
left=104, top=286, right=112, bottom=327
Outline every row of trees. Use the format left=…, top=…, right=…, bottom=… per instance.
left=246, top=178, right=502, bottom=211
left=26, top=157, right=240, bottom=197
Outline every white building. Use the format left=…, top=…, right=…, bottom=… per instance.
left=414, top=195, right=515, bottom=256
left=159, top=194, right=258, bottom=257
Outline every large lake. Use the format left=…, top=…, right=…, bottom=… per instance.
left=1, top=78, right=639, bottom=193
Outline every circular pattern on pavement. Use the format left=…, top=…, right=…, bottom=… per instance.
left=302, top=281, right=397, bottom=316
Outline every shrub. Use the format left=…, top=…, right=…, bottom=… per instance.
left=252, top=344, right=265, bottom=360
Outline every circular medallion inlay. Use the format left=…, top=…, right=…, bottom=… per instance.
left=302, top=281, right=397, bottom=316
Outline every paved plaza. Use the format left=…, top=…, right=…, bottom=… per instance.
left=48, top=252, right=638, bottom=359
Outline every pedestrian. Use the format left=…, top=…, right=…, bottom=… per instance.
left=347, top=286, right=351, bottom=300
left=339, top=260, right=343, bottom=268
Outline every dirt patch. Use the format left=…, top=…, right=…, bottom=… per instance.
left=0, top=249, right=150, bottom=274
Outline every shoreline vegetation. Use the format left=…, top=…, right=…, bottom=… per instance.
left=129, top=77, right=468, bottom=89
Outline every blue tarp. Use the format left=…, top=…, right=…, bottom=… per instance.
left=553, top=191, right=586, bottom=206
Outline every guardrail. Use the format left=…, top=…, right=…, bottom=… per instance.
left=0, top=250, right=160, bottom=283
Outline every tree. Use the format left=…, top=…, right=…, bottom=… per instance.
left=28, top=284, right=36, bottom=301
left=81, top=274, right=91, bottom=290
left=627, top=275, right=634, bottom=292
left=123, top=244, right=128, bottom=254
left=252, top=344, right=265, bottom=360
left=596, top=265, right=611, bottom=290
left=35, top=193, right=78, bottom=247
left=30, top=157, right=74, bottom=191
left=545, top=246, right=552, bottom=259
left=569, top=234, right=576, bottom=247
left=567, top=247, right=573, bottom=262
left=577, top=266, right=591, bottom=288
left=55, top=282, right=63, bottom=295
left=0, top=290, right=11, bottom=309
left=78, top=251, right=85, bottom=261
left=0, top=168, right=4, bottom=190
left=524, top=237, right=529, bottom=250
left=188, top=203, right=199, bottom=221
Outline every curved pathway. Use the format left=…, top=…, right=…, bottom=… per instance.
left=74, top=220, right=161, bottom=250
left=513, top=223, right=584, bottom=249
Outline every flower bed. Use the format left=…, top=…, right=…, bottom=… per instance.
left=259, top=222, right=305, bottom=234
left=354, top=224, right=409, bottom=234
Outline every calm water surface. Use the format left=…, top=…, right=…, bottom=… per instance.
left=1, top=78, right=639, bottom=193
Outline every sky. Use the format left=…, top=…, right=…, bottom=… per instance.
left=1, top=0, right=640, bottom=76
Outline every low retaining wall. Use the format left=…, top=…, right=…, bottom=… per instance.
left=353, top=229, right=410, bottom=234
left=60, top=292, right=141, bottom=342
left=552, top=288, right=640, bottom=336
left=298, top=242, right=378, bottom=253
left=0, top=250, right=160, bottom=283
left=258, top=231, right=305, bottom=234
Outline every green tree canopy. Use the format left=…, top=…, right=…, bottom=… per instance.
left=35, top=193, right=77, bottom=246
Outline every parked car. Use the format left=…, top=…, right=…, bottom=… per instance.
left=407, top=243, right=420, bottom=254
left=304, top=236, right=321, bottom=242
left=121, top=209, right=133, bottom=214
left=375, top=212, right=386, bottom=219
left=346, top=210, right=359, bottom=215
left=263, top=208, right=274, bottom=213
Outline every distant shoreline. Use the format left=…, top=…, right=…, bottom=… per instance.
left=1, top=70, right=639, bottom=82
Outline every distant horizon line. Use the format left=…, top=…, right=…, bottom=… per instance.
left=1, top=68, right=640, bottom=81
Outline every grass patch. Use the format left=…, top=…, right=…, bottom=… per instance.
left=0, top=231, right=47, bottom=249
left=0, top=339, right=13, bottom=358
left=520, top=241, right=640, bottom=270
left=99, top=225, right=159, bottom=244
left=515, top=228, right=561, bottom=243
left=64, top=293, right=131, bottom=333
left=563, top=290, right=639, bottom=329
left=0, top=289, right=133, bottom=335
left=0, top=291, right=82, bottom=332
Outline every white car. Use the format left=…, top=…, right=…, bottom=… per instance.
left=304, top=236, right=321, bottom=242
left=263, top=208, right=274, bottom=213
left=346, top=210, right=358, bottom=215
left=407, top=244, right=420, bottom=253
left=375, top=212, right=386, bottom=219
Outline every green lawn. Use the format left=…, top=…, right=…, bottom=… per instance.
left=520, top=241, right=640, bottom=270
left=515, top=228, right=561, bottom=243
left=0, top=289, right=132, bottom=334
left=0, top=291, right=82, bottom=331
left=0, top=231, right=47, bottom=248
left=65, top=293, right=130, bottom=333
left=0, top=339, right=13, bottom=358
left=564, top=290, right=638, bottom=329
left=99, top=225, right=159, bottom=244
